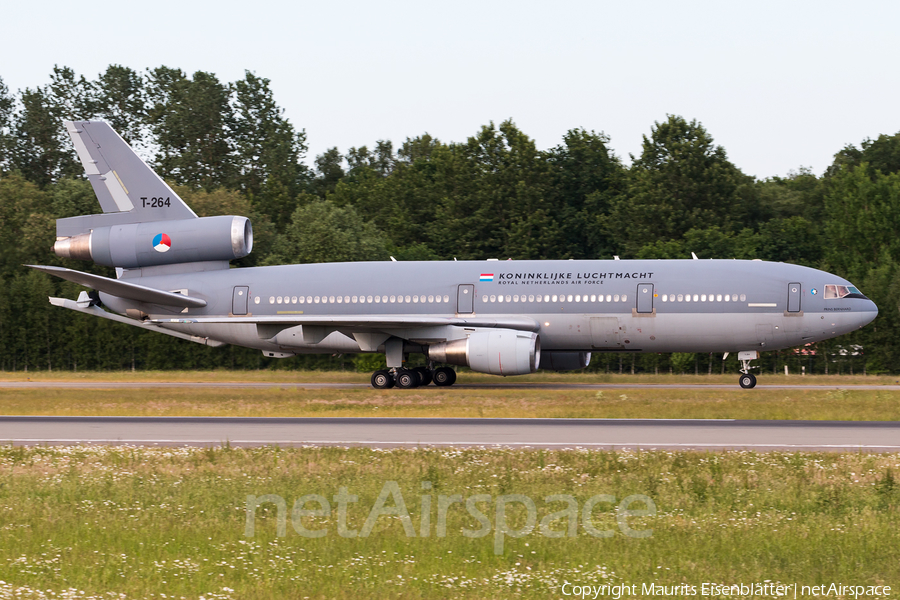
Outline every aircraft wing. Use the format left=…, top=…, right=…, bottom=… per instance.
left=50, top=296, right=224, bottom=347
left=151, top=315, right=540, bottom=348
left=28, top=265, right=208, bottom=309
left=151, top=315, right=540, bottom=331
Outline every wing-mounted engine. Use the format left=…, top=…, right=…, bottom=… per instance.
left=428, top=328, right=540, bottom=376
left=54, top=215, right=252, bottom=268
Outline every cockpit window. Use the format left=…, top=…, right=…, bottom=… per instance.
left=824, top=284, right=868, bottom=299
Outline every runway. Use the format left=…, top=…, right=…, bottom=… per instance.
left=2, top=381, right=900, bottom=390
left=1, top=416, right=898, bottom=451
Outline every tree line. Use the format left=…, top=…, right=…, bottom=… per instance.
left=1, top=65, right=899, bottom=375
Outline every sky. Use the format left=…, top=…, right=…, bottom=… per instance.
left=3, top=0, right=899, bottom=179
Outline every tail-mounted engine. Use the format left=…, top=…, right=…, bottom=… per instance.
left=54, top=215, right=252, bottom=268
left=428, top=329, right=540, bottom=376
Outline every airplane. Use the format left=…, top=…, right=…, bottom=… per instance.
left=30, top=121, right=878, bottom=389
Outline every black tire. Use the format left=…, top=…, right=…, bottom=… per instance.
left=739, top=373, right=757, bottom=389
left=371, top=370, right=394, bottom=389
left=396, top=368, right=418, bottom=389
left=433, top=366, right=456, bottom=387
left=414, top=366, right=433, bottom=386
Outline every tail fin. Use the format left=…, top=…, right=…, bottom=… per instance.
left=58, top=120, right=196, bottom=236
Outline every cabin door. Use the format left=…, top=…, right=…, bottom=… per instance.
left=457, top=284, right=474, bottom=314
left=636, top=283, right=654, bottom=313
left=787, top=282, right=801, bottom=312
left=232, top=286, right=249, bottom=315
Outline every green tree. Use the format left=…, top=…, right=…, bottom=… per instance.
left=312, top=148, right=345, bottom=197
left=266, top=200, right=388, bottom=264
left=146, top=67, right=235, bottom=189
left=543, top=128, right=626, bottom=259
left=232, top=71, right=309, bottom=230
left=823, top=164, right=900, bottom=277
left=94, top=65, right=146, bottom=145
left=11, top=85, right=81, bottom=186
left=829, top=132, right=900, bottom=177
left=609, top=115, right=752, bottom=255
left=0, top=76, right=14, bottom=171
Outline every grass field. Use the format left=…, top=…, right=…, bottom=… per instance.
left=0, top=445, right=897, bottom=599
left=1, top=385, right=899, bottom=421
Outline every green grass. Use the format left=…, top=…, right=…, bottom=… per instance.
left=0, top=386, right=899, bottom=420
left=0, top=446, right=897, bottom=599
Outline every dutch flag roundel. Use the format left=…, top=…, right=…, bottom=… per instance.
left=152, top=233, right=172, bottom=253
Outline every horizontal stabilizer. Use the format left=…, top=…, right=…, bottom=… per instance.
left=28, top=265, right=207, bottom=308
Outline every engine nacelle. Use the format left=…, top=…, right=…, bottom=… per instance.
left=428, top=329, right=540, bottom=376
left=54, top=215, right=252, bottom=268
left=540, top=351, right=592, bottom=371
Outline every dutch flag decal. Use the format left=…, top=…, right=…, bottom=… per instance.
left=152, top=233, right=172, bottom=253
left=480, top=273, right=494, bottom=282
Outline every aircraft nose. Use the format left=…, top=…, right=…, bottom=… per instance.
left=855, top=300, right=879, bottom=328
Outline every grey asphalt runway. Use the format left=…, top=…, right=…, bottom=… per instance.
left=1, top=416, right=898, bottom=451
left=2, top=381, right=900, bottom=390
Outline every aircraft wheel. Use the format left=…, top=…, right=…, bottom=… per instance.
left=395, top=368, right=419, bottom=389
left=372, top=370, right=394, bottom=389
left=739, top=373, right=757, bottom=389
left=433, top=366, right=456, bottom=387
left=414, top=367, right=433, bottom=386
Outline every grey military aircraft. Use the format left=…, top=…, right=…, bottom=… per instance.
left=31, top=121, right=878, bottom=389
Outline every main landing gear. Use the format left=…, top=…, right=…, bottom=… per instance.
left=736, top=350, right=759, bottom=389
left=370, top=366, right=456, bottom=389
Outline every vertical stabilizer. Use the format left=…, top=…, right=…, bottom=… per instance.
left=64, top=120, right=197, bottom=221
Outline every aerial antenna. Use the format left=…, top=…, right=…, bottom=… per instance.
left=613, top=256, right=620, bottom=260
left=390, top=256, right=397, bottom=262
left=691, top=252, right=699, bottom=260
